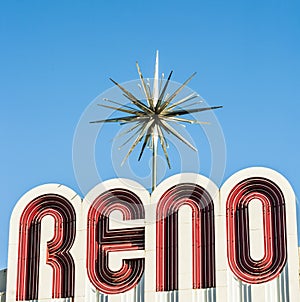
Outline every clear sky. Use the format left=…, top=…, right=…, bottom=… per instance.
left=0, top=0, right=299, bottom=269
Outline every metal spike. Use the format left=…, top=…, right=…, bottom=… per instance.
left=113, top=122, right=143, bottom=140
left=157, top=125, right=171, bottom=168
left=182, top=101, right=203, bottom=109
left=160, top=119, right=197, bottom=151
left=155, top=71, right=173, bottom=110
left=110, top=78, right=153, bottom=113
left=102, top=98, right=138, bottom=111
left=159, top=72, right=197, bottom=112
left=166, top=116, right=210, bottom=124
left=165, top=93, right=199, bottom=111
left=136, top=62, right=153, bottom=108
left=118, top=123, right=145, bottom=149
left=90, top=115, right=142, bottom=124
left=98, top=104, right=145, bottom=116
left=138, top=125, right=154, bottom=161
left=121, top=122, right=151, bottom=166
left=164, top=106, right=223, bottom=117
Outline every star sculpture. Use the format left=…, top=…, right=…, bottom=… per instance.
left=91, top=52, right=222, bottom=191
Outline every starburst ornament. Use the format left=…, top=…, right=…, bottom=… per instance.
left=91, top=52, right=222, bottom=191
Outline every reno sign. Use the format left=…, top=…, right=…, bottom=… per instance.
left=6, top=167, right=300, bottom=302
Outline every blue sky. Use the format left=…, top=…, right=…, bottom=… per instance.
left=0, top=0, right=300, bottom=269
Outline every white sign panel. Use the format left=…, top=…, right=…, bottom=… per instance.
left=6, top=168, right=299, bottom=301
